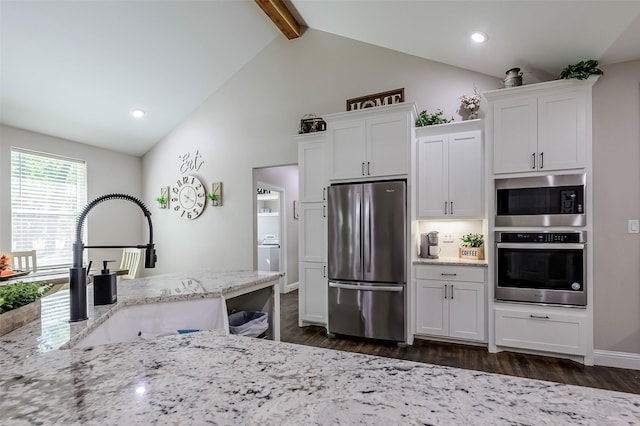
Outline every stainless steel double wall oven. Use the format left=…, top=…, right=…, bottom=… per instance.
left=494, top=174, right=587, bottom=307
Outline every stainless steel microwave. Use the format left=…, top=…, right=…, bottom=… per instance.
left=495, top=174, right=585, bottom=227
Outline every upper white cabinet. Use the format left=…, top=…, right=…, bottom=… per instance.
left=486, top=78, right=596, bottom=175
left=325, top=103, right=416, bottom=181
left=297, top=133, right=327, bottom=203
left=416, top=121, right=483, bottom=218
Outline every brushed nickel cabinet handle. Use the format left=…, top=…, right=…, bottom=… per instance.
left=451, top=284, right=454, bottom=299
left=367, top=161, right=371, bottom=175
left=540, top=152, right=544, bottom=169
left=532, top=153, right=536, bottom=169
left=361, top=162, right=365, bottom=176
left=440, top=273, right=457, bottom=276
left=444, top=284, right=447, bottom=299
left=450, top=201, right=453, bottom=215
left=444, top=201, right=448, bottom=215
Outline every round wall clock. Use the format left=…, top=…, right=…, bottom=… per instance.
left=171, top=175, right=206, bottom=220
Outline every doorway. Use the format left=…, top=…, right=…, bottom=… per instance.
left=253, top=165, right=299, bottom=293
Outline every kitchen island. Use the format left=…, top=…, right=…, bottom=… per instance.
left=1, top=271, right=639, bottom=424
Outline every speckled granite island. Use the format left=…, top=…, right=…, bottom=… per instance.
left=1, top=271, right=640, bottom=425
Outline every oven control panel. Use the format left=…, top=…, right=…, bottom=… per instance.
left=496, top=231, right=586, bottom=243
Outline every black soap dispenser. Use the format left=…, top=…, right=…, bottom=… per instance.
left=94, top=260, right=117, bottom=305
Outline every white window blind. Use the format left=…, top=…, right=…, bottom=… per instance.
left=11, top=148, right=87, bottom=268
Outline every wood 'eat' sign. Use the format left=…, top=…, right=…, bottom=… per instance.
left=346, top=88, right=404, bottom=111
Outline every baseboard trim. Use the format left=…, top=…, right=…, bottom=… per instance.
left=593, top=349, right=640, bottom=370
left=283, top=281, right=298, bottom=293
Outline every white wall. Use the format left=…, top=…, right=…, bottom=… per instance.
left=0, top=125, right=144, bottom=267
left=141, top=29, right=500, bottom=276
left=592, top=59, right=640, bottom=355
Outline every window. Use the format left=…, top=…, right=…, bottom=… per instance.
left=11, top=148, right=87, bottom=268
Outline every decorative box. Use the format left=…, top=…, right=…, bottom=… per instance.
left=299, top=115, right=326, bottom=134
left=458, top=247, right=484, bottom=260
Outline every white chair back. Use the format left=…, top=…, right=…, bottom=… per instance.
left=120, top=248, right=142, bottom=280
left=9, top=250, right=37, bottom=272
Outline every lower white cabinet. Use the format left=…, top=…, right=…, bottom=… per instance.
left=298, top=261, right=327, bottom=326
left=494, top=305, right=588, bottom=356
left=414, top=265, right=486, bottom=342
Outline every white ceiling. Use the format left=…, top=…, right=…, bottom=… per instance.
left=2, top=0, right=640, bottom=157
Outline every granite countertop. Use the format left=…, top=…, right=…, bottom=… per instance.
left=0, top=270, right=280, bottom=362
left=1, top=329, right=639, bottom=424
left=413, top=256, right=489, bottom=267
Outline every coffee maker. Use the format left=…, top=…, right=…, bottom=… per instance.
left=420, top=231, right=440, bottom=259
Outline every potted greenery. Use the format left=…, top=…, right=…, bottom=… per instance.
left=155, top=196, right=167, bottom=209
left=459, top=233, right=484, bottom=260
left=558, top=59, right=603, bottom=80
left=415, top=109, right=454, bottom=127
left=207, top=192, right=218, bottom=206
left=0, top=281, right=52, bottom=336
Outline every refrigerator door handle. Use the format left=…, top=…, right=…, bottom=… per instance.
left=329, top=282, right=404, bottom=292
left=364, top=190, right=371, bottom=273
left=355, top=191, right=362, bottom=273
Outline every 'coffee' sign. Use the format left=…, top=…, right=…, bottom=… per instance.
left=346, top=88, right=404, bottom=111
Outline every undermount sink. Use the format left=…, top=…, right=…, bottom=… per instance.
left=72, top=297, right=229, bottom=348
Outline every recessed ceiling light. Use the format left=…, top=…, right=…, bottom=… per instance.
left=130, top=109, right=145, bottom=119
left=471, top=32, right=487, bottom=43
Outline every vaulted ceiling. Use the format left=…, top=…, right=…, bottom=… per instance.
left=1, top=1, right=639, bottom=156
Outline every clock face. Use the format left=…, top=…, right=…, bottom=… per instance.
left=171, top=175, right=206, bottom=220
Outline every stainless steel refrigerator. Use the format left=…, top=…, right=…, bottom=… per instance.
left=327, top=180, right=406, bottom=342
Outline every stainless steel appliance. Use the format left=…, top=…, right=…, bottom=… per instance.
left=495, top=174, right=585, bottom=227
left=495, top=231, right=586, bottom=306
left=327, top=180, right=406, bottom=342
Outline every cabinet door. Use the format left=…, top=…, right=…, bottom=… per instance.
left=299, top=203, right=326, bottom=263
left=448, top=131, right=483, bottom=218
left=298, top=137, right=326, bottom=203
left=366, top=112, right=409, bottom=177
left=416, top=136, right=447, bottom=217
left=415, top=279, right=448, bottom=337
left=298, top=261, right=327, bottom=326
left=493, top=97, right=538, bottom=174
left=448, top=281, right=485, bottom=341
left=537, top=90, right=586, bottom=171
left=328, top=119, right=366, bottom=180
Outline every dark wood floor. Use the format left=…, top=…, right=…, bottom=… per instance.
left=280, top=290, right=640, bottom=395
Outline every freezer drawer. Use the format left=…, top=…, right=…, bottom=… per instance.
left=328, top=281, right=405, bottom=342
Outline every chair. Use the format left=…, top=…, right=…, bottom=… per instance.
left=119, top=248, right=142, bottom=280
left=9, top=250, right=37, bottom=273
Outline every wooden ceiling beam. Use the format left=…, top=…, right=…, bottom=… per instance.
left=255, top=0, right=302, bottom=40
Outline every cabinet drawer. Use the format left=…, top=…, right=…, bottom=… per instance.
left=415, top=265, right=485, bottom=283
left=494, top=307, right=588, bottom=355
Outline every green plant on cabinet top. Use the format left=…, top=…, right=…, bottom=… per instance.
left=415, top=109, right=454, bottom=127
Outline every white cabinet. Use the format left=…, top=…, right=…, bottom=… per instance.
left=417, top=129, right=483, bottom=218
left=487, top=79, right=595, bottom=174
left=414, top=264, right=486, bottom=342
left=297, top=133, right=327, bottom=203
left=298, top=261, right=327, bottom=326
left=494, top=305, right=588, bottom=356
left=325, top=103, right=416, bottom=181
left=298, top=202, right=326, bottom=263
left=297, top=133, right=328, bottom=327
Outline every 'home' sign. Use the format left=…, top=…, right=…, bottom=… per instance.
left=346, top=88, right=404, bottom=111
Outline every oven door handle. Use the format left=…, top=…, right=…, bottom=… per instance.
left=496, top=243, right=586, bottom=250
left=329, top=282, right=404, bottom=292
